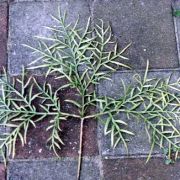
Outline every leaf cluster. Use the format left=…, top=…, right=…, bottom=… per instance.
left=0, top=7, right=180, bottom=167
left=0, top=68, right=67, bottom=161
left=0, top=7, right=130, bottom=163
left=99, top=61, right=180, bottom=161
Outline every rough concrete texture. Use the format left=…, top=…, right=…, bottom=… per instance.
left=98, top=70, right=180, bottom=156
left=93, top=0, right=179, bottom=69
left=172, top=0, right=180, bottom=11
left=8, top=158, right=100, bottom=180
left=8, top=1, right=91, bottom=75
left=0, top=3, right=7, bottom=73
left=102, top=158, right=180, bottom=180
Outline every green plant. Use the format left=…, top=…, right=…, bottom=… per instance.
left=173, top=10, right=180, bottom=17
left=98, top=61, right=180, bottom=162
left=0, top=68, right=70, bottom=160
left=0, top=8, right=130, bottom=179
left=0, top=7, right=180, bottom=180
left=25, top=9, right=131, bottom=178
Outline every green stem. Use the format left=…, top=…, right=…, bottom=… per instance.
left=77, top=117, right=84, bottom=180
left=77, top=94, right=85, bottom=180
left=0, top=109, right=57, bottom=116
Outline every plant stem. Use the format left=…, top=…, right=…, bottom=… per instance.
left=77, top=92, right=85, bottom=180
left=77, top=117, right=84, bottom=180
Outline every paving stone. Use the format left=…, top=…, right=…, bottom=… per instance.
left=15, top=119, right=98, bottom=159
left=93, top=0, right=179, bottom=69
left=102, top=157, right=180, bottom=180
left=9, top=75, right=98, bottom=159
left=98, top=70, right=180, bottom=156
left=0, top=164, right=5, bottom=180
left=7, top=158, right=100, bottom=180
left=8, top=1, right=91, bottom=75
left=0, top=3, right=7, bottom=73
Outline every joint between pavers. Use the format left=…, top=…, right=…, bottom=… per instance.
left=100, top=67, right=180, bottom=75
left=172, top=0, right=180, bottom=67
left=102, top=153, right=164, bottom=160
left=0, top=2, right=8, bottom=75
left=97, top=123, right=104, bottom=179
left=174, top=19, right=180, bottom=66
left=89, top=0, right=96, bottom=23
left=7, top=156, right=100, bottom=163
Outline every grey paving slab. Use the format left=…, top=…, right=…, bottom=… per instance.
left=97, top=69, right=180, bottom=157
left=93, top=0, right=179, bottom=69
left=8, top=1, right=91, bottom=75
left=7, top=158, right=100, bottom=180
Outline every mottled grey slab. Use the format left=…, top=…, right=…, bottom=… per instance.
left=7, top=158, right=100, bottom=180
left=8, top=1, right=91, bottom=75
left=98, top=69, right=180, bottom=156
left=93, top=0, right=178, bottom=69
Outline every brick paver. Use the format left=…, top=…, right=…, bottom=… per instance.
left=103, top=157, right=180, bottom=180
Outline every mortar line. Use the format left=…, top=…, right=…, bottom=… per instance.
left=5, top=1, right=9, bottom=180
left=173, top=16, right=180, bottom=66
left=172, top=0, right=180, bottom=67
left=89, top=0, right=104, bottom=179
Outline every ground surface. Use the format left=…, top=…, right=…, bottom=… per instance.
left=1, top=0, right=180, bottom=179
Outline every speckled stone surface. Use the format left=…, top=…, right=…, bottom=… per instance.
left=7, top=158, right=100, bottom=180
left=8, top=1, right=91, bottom=75
left=93, top=0, right=179, bottom=69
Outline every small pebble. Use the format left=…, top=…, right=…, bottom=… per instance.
left=39, top=149, right=42, bottom=153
